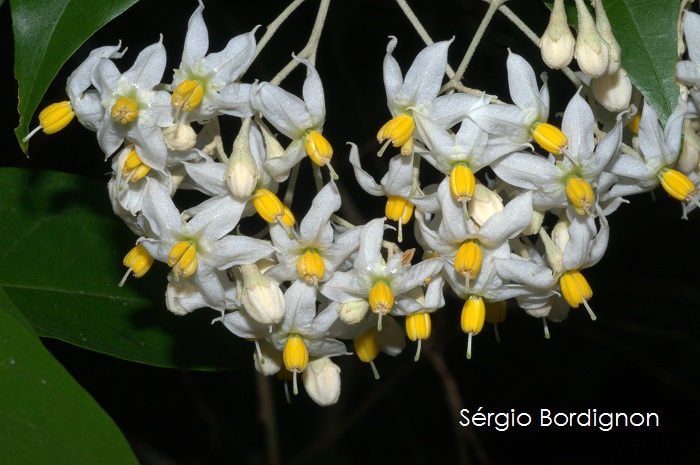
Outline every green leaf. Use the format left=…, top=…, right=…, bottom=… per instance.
left=11, top=0, right=140, bottom=154
left=0, top=168, right=248, bottom=370
left=603, top=0, right=681, bottom=124
left=0, top=289, right=139, bottom=465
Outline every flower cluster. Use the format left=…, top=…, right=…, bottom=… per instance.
left=27, top=1, right=699, bottom=406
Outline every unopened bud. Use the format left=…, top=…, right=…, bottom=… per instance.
left=259, top=120, right=286, bottom=159
left=338, top=300, right=370, bottom=324
left=574, top=0, right=610, bottom=79
left=163, top=124, right=197, bottom=151
left=239, top=263, right=285, bottom=325
left=593, top=0, right=621, bottom=74
left=521, top=209, right=544, bottom=236
left=468, top=184, right=504, bottom=226
left=591, top=68, right=632, bottom=112
left=679, top=120, right=700, bottom=174
left=540, top=0, right=575, bottom=69
left=302, top=357, right=342, bottom=406
left=226, top=119, right=260, bottom=198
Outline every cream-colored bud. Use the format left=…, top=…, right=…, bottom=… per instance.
left=540, top=0, right=575, bottom=69
left=552, top=217, right=570, bottom=253
left=225, top=119, right=260, bottom=198
left=468, top=184, right=504, bottom=227
left=521, top=209, right=545, bottom=236
left=163, top=124, right=197, bottom=151
left=240, top=264, right=285, bottom=325
left=539, top=226, right=564, bottom=274
left=591, top=68, right=632, bottom=112
left=679, top=119, right=700, bottom=174
left=165, top=279, right=201, bottom=316
left=593, top=0, right=621, bottom=74
left=338, top=300, right=370, bottom=324
left=302, top=357, right=342, bottom=406
left=254, top=340, right=283, bottom=376
left=258, top=120, right=285, bottom=159
left=574, top=0, right=610, bottom=79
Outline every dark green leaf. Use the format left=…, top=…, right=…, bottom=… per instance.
left=603, top=0, right=681, bottom=124
left=0, top=168, right=248, bottom=370
left=0, top=289, right=139, bottom=465
left=11, top=0, right=139, bottom=154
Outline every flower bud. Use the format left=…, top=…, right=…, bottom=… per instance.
left=338, top=300, right=370, bottom=324
left=163, top=124, right=197, bottom=151
left=302, top=357, right=342, bottom=406
left=574, top=0, right=610, bottom=79
left=591, top=68, right=632, bottom=112
left=551, top=217, right=570, bottom=253
left=540, top=0, right=575, bottom=69
left=226, top=119, right=260, bottom=198
left=593, top=0, right=621, bottom=74
left=239, top=263, right=285, bottom=325
left=259, top=120, right=286, bottom=159
left=254, top=340, right=283, bottom=376
left=521, top=209, right=544, bottom=236
left=679, top=120, right=700, bottom=174
left=468, top=184, right=504, bottom=226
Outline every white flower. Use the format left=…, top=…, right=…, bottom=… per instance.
left=172, top=0, right=257, bottom=121
left=93, top=38, right=174, bottom=171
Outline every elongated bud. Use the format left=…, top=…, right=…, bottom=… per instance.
left=574, top=0, right=610, bottom=79
left=468, top=184, right=504, bottom=226
left=593, top=0, right=621, bottom=74
left=659, top=168, right=697, bottom=202
left=302, top=357, right=342, bottom=406
left=226, top=119, right=259, bottom=198
left=591, top=68, right=632, bottom=112
left=566, top=177, right=595, bottom=215
left=168, top=241, right=198, bottom=279
left=450, top=164, right=476, bottom=203
left=338, top=300, right=370, bottom=324
left=540, top=0, right=575, bottom=69
left=239, top=263, right=285, bottom=325
left=531, top=122, right=568, bottom=155
left=111, top=96, right=139, bottom=124
left=377, top=114, right=415, bottom=155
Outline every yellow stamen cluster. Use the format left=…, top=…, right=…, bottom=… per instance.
left=304, top=130, right=334, bottom=167
left=485, top=300, right=507, bottom=343
left=377, top=114, right=415, bottom=155
left=532, top=122, right=568, bottom=155
left=566, top=177, right=595, bottom=215
left=461, top=297, right=485, bottom=359
left=406, top=312, right=432, bottom=342
left=122, top=244, right=154, bottom=279
left=659, top=168, right=697, bottom=202
left=353, top=330, right=381, bottom=363
left=559, top=270, right=592, bottom=308
left=450, top=164, right=476, bottom=203
left=39, top=101, right=75, bottom=134
left=454, top=241, right=482, bottom=282
left=252, top=189, right=295, bottom=227
left=368, top=281, right=394, bottom=316
left=385, top=196, right=415, bottom=224
left=168, top=240, right=198, bottom=279
left=627, top=112, right=641, bottom=135
left=122, top=149, right=151, bottom=182
left=111, top=96, right=139, bottom=124
left=171, top=79, right=204, bottom=113
left=297, top=250, right=325, bottom=285
left=283, top=335, right=309, bottom=373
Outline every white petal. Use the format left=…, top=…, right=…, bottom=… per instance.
left=182, top=0, right=208, bottom=67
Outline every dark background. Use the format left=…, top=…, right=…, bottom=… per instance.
left=3, top=1, right=700, bottom=464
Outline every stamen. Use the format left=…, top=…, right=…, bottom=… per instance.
left=252, top=189, right=296, bottom=227
left=122, top=148, right=151, bottom=182
left=111, top=96, right=139, bottom=124
left=24, top=101, right=75, bottom=142
left=659, top=168, right=698, bottom=203
left=531, top=122, right=568, bottom=156
left=377, top=114, right=415, bottom=155
left=283, top=335, right=309, bottom=392
left=168, top=241, right=198, bottom=279
left=120, top=244, right=154, bottom=287
left=450, top=164, right=476, bottom=204
left=454, top=241, right=483, bottom=287
left=566, top=177, right=595, bottom=215
left=385, top=196, right=415, bottom=242
left=461, top=297, right=485, bottom=359
left=406, top=313, right=432, bottom=361
left=559, top=270, right=595, bottom=319
left=543, top=317, right=551, bottom=339
left=171, top=79, right=204, bottom=122
left=353, top=329, right=381, bottom=378
left=304, top=130, right=334, bottom=168
left=297, top=250, right=325, bottom=285
left=485, top=301, right=507, bottom=343
left=368, top=281, right=394, bottom=326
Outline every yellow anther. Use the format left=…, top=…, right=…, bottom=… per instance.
left=627, top=111, right=641, bottom=134
left=304, top=130, right=334, bottom=167
left=353, top=330, right=380, bottom=363
left=485, top=300, right=507, bottom=325
left=168, top=241, right=198, bottom=279
left=39, top=101, right=75, bottom=134
left=450, top=164, right=476, bottom=203
left=252, top=189, right=296, bottom=226
left=283, top=335, right=309, bottom=373
left=454, top=241, right=482, bottom=281
left=122, top=148, right=151, bottom=182
left=559, top=270, right=592, bottom=308
left=369, top=281, right=394, bottom=317
left=297, top=250, right=325, bottom=285
left=385, top=196, right=415, bottom=224
left=111, top=96, right=139, bottom=124
left=531, top=122, right=568, bottom=155
left=122, top=244, right=154, bottom=279
left=566, top=177, right=595, bottom=215
left=406, top=312, right=432, bottom=341
left=461, top=296, right=485, bottom=359
left=377, top=114, right=415, bottom=155
left=659, top=168, right=697, bottom=202
left=171, top=79, right=204, bottom=113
